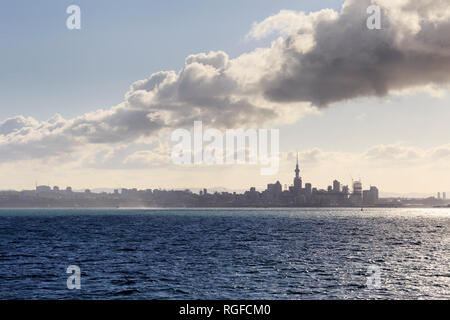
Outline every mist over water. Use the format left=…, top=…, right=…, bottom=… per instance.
left=0, top=208, right=448, bottom=299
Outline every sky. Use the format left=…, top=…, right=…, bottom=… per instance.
left=0, top=0, right=449, bottom=196
left=0, top=0, right=342, bottom=120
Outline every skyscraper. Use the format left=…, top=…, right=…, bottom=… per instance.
left=267, top=181, right=282, bottom=195
left=363, top=186, right=379, bottom=205
left=305, top=183, right=312, bottom=195
left=350, top=180, right=363, bottom=205
left=293, top=153, right=302, bottom=190
left=333, top=180, right=341, bottom=192
left=370, top=186, right=379, bottom=202
left=353, top=180, right=362, bottom=197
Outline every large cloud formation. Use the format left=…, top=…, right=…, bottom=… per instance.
left=258, top=0, right=450, bottom=106
left=1, top=0, right=450, bottom=162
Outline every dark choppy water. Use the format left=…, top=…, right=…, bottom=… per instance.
left=0, top=208, right=448, bottom=299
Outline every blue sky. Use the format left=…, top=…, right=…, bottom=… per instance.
left=0, top=0, right=449, bottom=194
left=0, top=0, right=342, bottom=120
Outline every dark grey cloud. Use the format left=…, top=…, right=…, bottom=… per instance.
left=262, top=0, right=450, bottom=106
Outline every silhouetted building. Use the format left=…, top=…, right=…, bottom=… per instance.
left=350, top=180, right=363, bottom=205
left=370, top=186, right=379, bottom=202
left=0, top=158, right=386, bottom=208
left=304, top=183, right=311, bottom=195
left=333, top=180, right=341, bottom=192
left=363, top=186, right=379, bottom=205
left=293, top=153, right=302, bottom=192
left=267, top=181, right=282, bottom=195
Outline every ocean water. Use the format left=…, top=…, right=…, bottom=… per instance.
left=0, top=208, right=448, bottom=300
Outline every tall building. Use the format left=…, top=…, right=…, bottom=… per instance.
left=342, top=185, right=349, bottom=194
left=350, top=180, right=363, bottom=205
left=443, top=192, right=447, bottom=201
left=353, top=180, right=362, bottom=196
left=267, top=181, right=282, bottom=196
left=333, top=180, right=341, bottom=192
left=305, top=183, right=312, bottom=195
left=293, top=153, right=302, bottom=190
left=370, top=186, right=379, bottom=202
left=363, top=186, right=379, bottom=205
left=437, top=192, right=441, bottom=200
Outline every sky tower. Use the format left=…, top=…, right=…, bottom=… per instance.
left=293, top=153, right=302, bottom=190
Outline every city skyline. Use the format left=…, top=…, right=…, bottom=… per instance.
left=1, top=149, right=448, bottom=198
left=0, top=0, right=449, bottom=194
left=2, top=157, right=448, bottom=204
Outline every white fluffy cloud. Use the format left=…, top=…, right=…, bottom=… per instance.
left=1, top=0, right=450, bottom=164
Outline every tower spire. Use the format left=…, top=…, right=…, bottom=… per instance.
left=293, top=151, right=302, bottom=190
